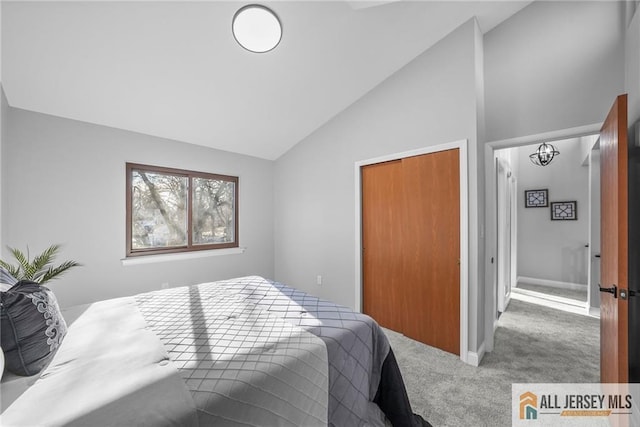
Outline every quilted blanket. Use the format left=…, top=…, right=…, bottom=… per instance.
left=136, top=280, right=329, bottom=426
left=2, top=276, right=428, bottom=427
left=190, top=276, right=393, bottom=426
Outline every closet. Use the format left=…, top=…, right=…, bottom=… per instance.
left=362, top=148, right=460, bottom=355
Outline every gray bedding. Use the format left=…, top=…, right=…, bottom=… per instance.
left=2, top=276, right=411, bottom=427
left=194, top=276, right=391, bottom=426
left=136, top=279, right=329, bottom=427
left=137, top=275, right=391, bottom=426
left=1, top=297, right=199, bottom=427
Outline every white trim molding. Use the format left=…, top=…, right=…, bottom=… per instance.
left=487, top=123, right=602, bottom=150
left=467, top=342, right=485, bottom=367
left=517, top=276, right=588, bottom=291
left=354, top=139, right=470, bottom=365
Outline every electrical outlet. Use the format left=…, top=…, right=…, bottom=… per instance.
left=161, top=282, right=169, bottom=289
left=316, top=275, right=322, bottom=286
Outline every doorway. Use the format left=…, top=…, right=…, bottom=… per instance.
left=484, top=123, right=602, bottom=353
left=493, top=136, right=598, bottom=319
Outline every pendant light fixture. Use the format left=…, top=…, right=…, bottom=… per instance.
left=529, top=142, right=560, bottom=166
left=232, top=5, right=282, bottom=53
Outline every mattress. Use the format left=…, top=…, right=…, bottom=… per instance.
left=1, top=276, right=427, bottom=427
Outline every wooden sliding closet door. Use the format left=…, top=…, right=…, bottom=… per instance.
left=362, top=160, right=406, bottom=333
left=401, top=150, right=460, bottom=354
left=362, top=149, right=460, bottom=355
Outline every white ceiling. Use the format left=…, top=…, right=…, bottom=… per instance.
left=2, top=1, right=531, bottom=160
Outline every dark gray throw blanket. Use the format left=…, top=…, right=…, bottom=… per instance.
left=209, top=276, right=429, bottom=426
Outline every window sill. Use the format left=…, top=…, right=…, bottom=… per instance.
left=121, top=247, right=246, bottom=266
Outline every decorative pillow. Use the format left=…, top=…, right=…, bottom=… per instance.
left=0, top=281, right=67, bottom=376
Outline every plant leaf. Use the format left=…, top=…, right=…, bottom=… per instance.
left=38, top=260, right=82, bottom=284
left=0, top=259, right=21, bottom=279
left=31, top=244, right=61, bottom=281
left=8, top=246, right=32, bottom=280
left=1, top=244, right=81, bottom=283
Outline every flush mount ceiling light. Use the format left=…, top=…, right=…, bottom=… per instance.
left=529, top=142, right=560, bottom=166
left=232, top=5, right=282, bottom=53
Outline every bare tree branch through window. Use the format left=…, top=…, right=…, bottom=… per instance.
left=126, top=163, right=238, bottom=257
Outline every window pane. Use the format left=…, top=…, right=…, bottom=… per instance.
left=192, top=177, right=235, bottom=245
left=131, top=170, right=188, bottom=250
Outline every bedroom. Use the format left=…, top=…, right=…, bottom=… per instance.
left=1, top=0, right=639, bottom=426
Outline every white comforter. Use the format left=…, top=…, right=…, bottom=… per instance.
left=1, top=287, right=329, bottom=427
left=1, top=297, right=198, bottom=426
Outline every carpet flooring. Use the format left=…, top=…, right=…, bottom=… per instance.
left=384, top=298, right=599, bottom=427
left=515, top=282, right=588, bottom=302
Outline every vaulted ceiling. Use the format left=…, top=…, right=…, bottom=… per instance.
left=2, top=1, right=531, bottom=160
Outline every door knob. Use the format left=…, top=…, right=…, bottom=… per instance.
left=599, top=284, right=617, bottom=298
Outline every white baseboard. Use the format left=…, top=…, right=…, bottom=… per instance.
left=512, top=287, right=587, bottom=309
left=467, top=342, right=485, bottom=367
left=517, top=276, right=587, bottom=291
left=510, top=291, right=592, bottom=317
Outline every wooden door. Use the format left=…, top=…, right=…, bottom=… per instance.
left=362, top=149, right=460, bottom=355
left=401, top=150, right=460, bottom=354
left=362, top=160, right=406, bottom=333
left=600, top=94, right=628, bottom=384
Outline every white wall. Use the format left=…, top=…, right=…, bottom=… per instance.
left=274, top=20, right=484, bottom=352
left=588, top=149, right=601, bottom=309
left=579, top=135, right=600, bottom=165
left=482, top=0, right=625, bottom=354
left=484, top=1, right=625, bottom=142
left=0, top=89, right=5, bottom=254
left=3, top=107, right=274, bottom=308
left=1, top=2, right=4, bottom=253
left=515, top=138, right=589, bottom=285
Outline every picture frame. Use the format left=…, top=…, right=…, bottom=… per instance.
left=524, top=189, right=549, bottom=208
left=550, top=201, right=577, bottom=221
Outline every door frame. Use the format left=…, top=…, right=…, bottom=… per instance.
left=587, top=147, right=602, bottom=317
left=483, top=123, right=602, bottom=353
left=495, top=156, right=518, bottom=314
left=354, top=139, right=469, bottom=363
left=496, top=157, right=513, bottom=313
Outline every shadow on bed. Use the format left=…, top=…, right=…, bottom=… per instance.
left=211, top=276, right=431, bottom=427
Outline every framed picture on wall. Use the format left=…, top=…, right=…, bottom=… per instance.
left=524, top=189, right=549, bottom=208
left=550, top=201, right=578, bottom=220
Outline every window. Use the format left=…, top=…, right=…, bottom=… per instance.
left=126, top=163, right=238, bottom=257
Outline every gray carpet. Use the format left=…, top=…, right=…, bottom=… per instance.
left=516, top=282, right=588, bottom=302
left=384, top=298, right=599, bottom=427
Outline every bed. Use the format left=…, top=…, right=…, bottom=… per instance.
left=1, top=276, right=428, bottom=427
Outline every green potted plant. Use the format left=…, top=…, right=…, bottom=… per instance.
left=0, top=244, right=80, bottom=284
